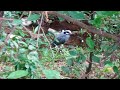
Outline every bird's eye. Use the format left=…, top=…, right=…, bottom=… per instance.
left=65, top=32, right=70, bottom=35
left=64, top=32, right=66, bottom=34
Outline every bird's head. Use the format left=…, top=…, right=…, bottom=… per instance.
left=62, top=30, right=72, bottom=35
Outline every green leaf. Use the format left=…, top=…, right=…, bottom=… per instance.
left=25, top=63, right=29, bottom=69
left=30, top=65, right=36, bottom=71
left=58, top=11, right=85, bottom=19
left=66, top=58, right=73, bottom=66
left=92, top=16, right=102, bottom=27
left=34, top=26, right=39, bottom=34
left=18, top=54, right=27, bottom=61
left=28, top=45, right=36, bottom=50
left=105, top=44, right=118, bottom=56
left=18, top=30, right=27, bottom=37
left=12, top=19, right=22, bottom=25
left=92, top=55, right=100, bottom=63
left=86, top=37, right=95, bottom=49
left=27, top=14, right=40, bottom=21
left=18, top=41, right=28, bottom=47
left=7, top=70, right=28, bottom=79
left=69, top=49, right=78, bottom=56
left=113, top=66, right=119, bottom=74
left=101, top=44, right=110, bottom=51
left=27, top=51, right=39, bottom=61
left=73, top=69, right=80, bottom=77
left=58, top=17, right=64, bottom=21
left=12, top=41, right=18, bottom=48
left=104, top=60, right=113, bottom=66
left=61, top=66, right=71, bottom=74
left=77, top=54, right=86, bottom=63
left=43, top=69, right=60, bottom=79
left=97, top=11, right=118, bottom=17
left=68, top=11, right=85, bottom=19
left=42, top=48, right=49, bottom=56
left=19, top=48, right=27, bottom=53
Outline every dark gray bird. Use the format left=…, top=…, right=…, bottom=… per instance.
left=51, top=30, right=72, bottom=47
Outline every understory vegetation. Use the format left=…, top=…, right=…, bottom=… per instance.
left=0, top=11, right=120, bottom=79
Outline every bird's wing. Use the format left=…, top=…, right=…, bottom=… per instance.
left=56, top=34, right=66, bottom=44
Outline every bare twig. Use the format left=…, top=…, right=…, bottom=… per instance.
left=28, top=11, right=32, bottom=17
left=19, top=11, right=25, bottom=19
left=0, top=17, right=14, bottom=21
left=35, top=12, right=55, bottom=59
left=36, top=12, right=44, bottom=47
left=44, top=11, right=49, bottom=22
left=41, top=27, right=55, bottom=59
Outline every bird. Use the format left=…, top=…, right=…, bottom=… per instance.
left=21, top=17, right=32, bottom=26
left=51, top=30, right=72, bottom=47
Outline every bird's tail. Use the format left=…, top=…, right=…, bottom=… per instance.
left=51, top=42, right=56, bottom=47
left=51, top=40, right=60, bottom=47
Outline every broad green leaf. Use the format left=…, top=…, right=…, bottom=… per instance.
left=43, top=69, right=60, bottom=79
left=113, top=66, right=119, bottom=74
left=105, top=44, right=118, bottom=56
left=18, top=30, right=27, bottom=37
left=34, top=26, right=39, bottom=34
left=28, top=45, right=36, bottom=50
left=7, top=70, right=28, bottom=79
left=30, top=65, right=36, bottom=71
left=61, top=66, right=71, bottom=74
left=18, top=54, right=27, bottom=61
left=42, top=48, right=49, bottom=56
left=58, top=11, right=85, bottom=19
left=86, top=37, right=95, bottom=49
left=68, top=11, right=85, bottom=19
left=58, top=17, right=64, bottom=21
left=27, top=14, right=40, bottom=21
left=18, top=41, right=28, bottom=47
left=92, top=55, right=100, bottom=63
left=104, top=60, right=113, bottom=66
left=76, top=54, right=86, bottom=63
left=27, top=51, right=39, bottom=61
left=19, top=48, right=27, bottom=53
left=103, top=66, right=113, bottom=73
left=97, top=11, right=119, bottom=17
left=96, top=11, right=118, bottom=19
left=69, top=49, right=78, bottom=56
left=12, top=19, right=22, bottom=25
left=101, top=44, right=110, bottom=51
left=66, top=58, right=73, bottom=66
left=92, top=16, right=102, bottom=27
